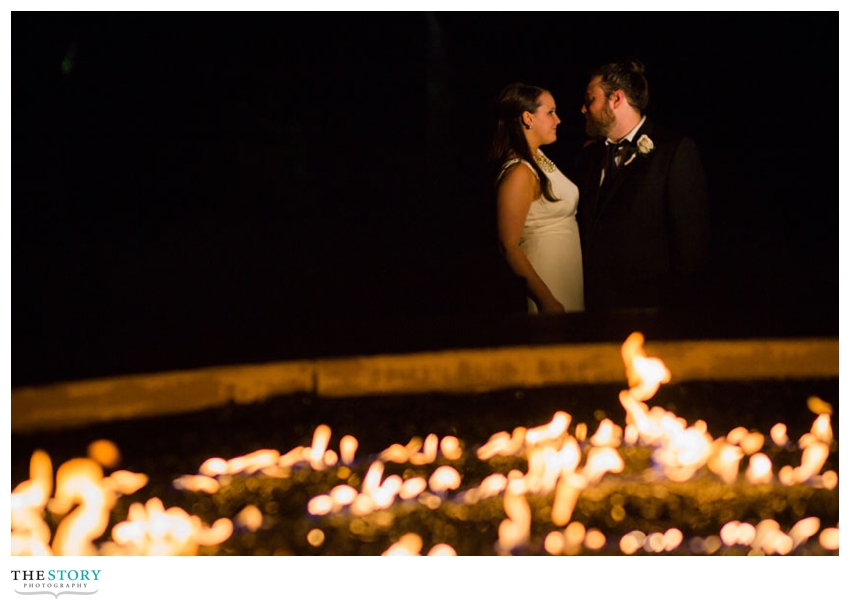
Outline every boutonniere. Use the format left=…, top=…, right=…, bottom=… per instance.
left=623, top=134, right=655, bottom=166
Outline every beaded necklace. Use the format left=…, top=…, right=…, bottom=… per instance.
left=533, top=149, right=556, bottom=173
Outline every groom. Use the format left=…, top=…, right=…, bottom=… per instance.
left=574, top=58, right=710, bottom=311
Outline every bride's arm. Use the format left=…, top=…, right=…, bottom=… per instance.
left=496, top=164, right=565, bottom=314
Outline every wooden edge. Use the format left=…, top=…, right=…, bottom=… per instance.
left=11, top=337, right=838, bottom=433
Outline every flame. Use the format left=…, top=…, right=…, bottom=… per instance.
left=371, top=475, right=402, bottom=509
left=624, top=423, right=640, bottom=445
left=778, top=465, right=795, bottom=486
left=582, top=446, right=625, bottom=484
left=199, top=457, right=229, bottom=476
left=12, top=449, right=53, bottom=510
left=426, top=543, right=458, bottom=556
left=307, top=494, right=334, bottom=516
left=574, top=423, right=588, bottom=442
left=584, top=528, right=607, bottom=551
left=50, top=458, right=111, bottom=556
left=526, top=411, right=571, bottom=445
left=544, top=530, right=565, bottom=555
left=340, top=435, right=359, bottom=465
left=362, top=461, right=385, bottom=496
left=819, top=527, right=839, bottom=551
left=647, top=419, right=713, bottom=482
left=428, top=466, right=461, bottom=493
left=621, top=332, right=671, bottom=401
left=727, top=426, right=748, bottom=444
left=235, top=505, right=264, bottom=532
left=382, top=532, right=423, bottom=556
left=380, top=443, right=411, bottom=464
left=811, top=413, right=833, bottom=444
left=645, top=532, right=666, bottom=553
left=9, top=333, right=838, bottom=557
left=110, top=497, right=232, bottom=555
left=227, top=449, right=280, bottom=475
left=663, top=528, right=684, bottom=551
left=770, top=423, right=789, bottom=447
left=462, top=473, right=508, bottom=504
left=11, top=450, right=55, bottom=556
left=721, top=520, right=757, bottom=547
left=525, top=438, right=580, bottom=494
left=173, top=474, right=220, bottom=494
left=104, top=470, right=148, bottom=496
left=745, top=453, right=773, bottom=484
left=551, top=472, right=588, bottom=527
left=707, top=439, right=744, bottom=484
left=820, top=470, right=838, bottom=490
left=399, top=477, right=427, bottom=500
left=87, top=439, right=121, bottom=469
left=330, top=484, right=359, bottom=507
left=807, top=396, right=833, bottom=415
left=477, top=427, right=526, bottom=460
left=440, top=435, right=463, bottom=460
left=350, top=493, right=377, bottom=517
left=727, top=428, right=765, bottom=455
left=789, top=517, right=820, bottom=550
left=310, top=425, right=332, bottom=470
left=410, top=433, right=440, bottom=465
left=590, top=419, right=623, bottom=447
left=564, top=521, right=587, bottom=549
left=277, top=446, right=305, bottom=469
left=497, top=473, right=532, bottom=553
left=747, top=519, right=791, bottom=555
left=794, top=441, right=830, bottom=483
left=619, top=530, right=646, bottom=555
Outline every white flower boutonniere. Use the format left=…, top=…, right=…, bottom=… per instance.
left=623, top=134, right=656, bottom=166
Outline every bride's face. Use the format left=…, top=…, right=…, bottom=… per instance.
left=525, top=91, right=560, bottom=148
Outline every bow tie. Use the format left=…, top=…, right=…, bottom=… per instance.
left=604, top=139, right=630, bottom=179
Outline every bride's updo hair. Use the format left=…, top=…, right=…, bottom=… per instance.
left=592, top=58, right=649, bottom=112
left=488, top=82, right=558, bottom=202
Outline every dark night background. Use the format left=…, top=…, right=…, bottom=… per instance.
left=12, top=12, right=838, bottom=388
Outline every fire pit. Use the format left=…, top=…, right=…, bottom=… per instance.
left=11, top=333, right=838, bottom=557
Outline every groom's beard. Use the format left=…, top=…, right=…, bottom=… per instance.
left=584, top=104, right=616, bottom=139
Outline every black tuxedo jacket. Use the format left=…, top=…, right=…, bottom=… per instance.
left=573, top=117, right=710, bottom=310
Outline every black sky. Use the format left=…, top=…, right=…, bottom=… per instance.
left=12, top=11, right=838, bottom=386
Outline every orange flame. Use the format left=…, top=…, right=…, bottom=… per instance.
left=526, top=411, right=571, bottom=445
left=708, top=439, right=744, bottom=484
left=410, top=433, right=440, bottom=465
left=382, top=532, right=423, bottom=556
left=9, top=332, right=839, bottom=557
left=110, top=497, right=232, bottom=555
left=590, top=419, right=623, bottom=447
left=621, top=332, right=671, bottom=401
left=50, top=458, right=111, bottom=556
left=497, top=472, right=532, bottom=553
left=428, top=466, right=462, bottom=493
left=440, top=435, right=463, bottom=460
left=339, top=435, right=359, bottom=465
left=11, top=450, right=55, bottom=556
left=310, top=425, right=332, bottom=470
left=745, top=453, right=773, bottom=484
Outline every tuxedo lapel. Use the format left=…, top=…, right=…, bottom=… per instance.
left=596, top=119, right=655, bottom=215
left=599, top=153, right=635, bottom=202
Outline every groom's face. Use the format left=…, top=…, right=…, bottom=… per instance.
left=582, top=76, right=616, bottom=139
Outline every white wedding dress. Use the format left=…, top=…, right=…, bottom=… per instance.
left=499, top=155, right=584, bottom=314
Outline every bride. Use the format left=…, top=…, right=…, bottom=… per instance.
left=489, top=82, right=584, bottom=314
